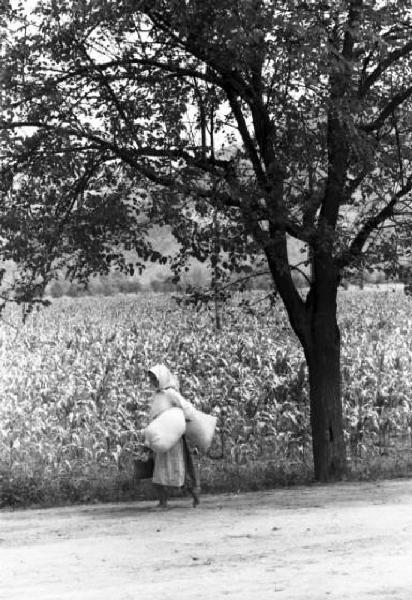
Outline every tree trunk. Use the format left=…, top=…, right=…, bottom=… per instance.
left=305, top=312, right=347, bottom=481
left=303, top=259, right=347, bottom=481
left=264, top=233, right=347, bottom=482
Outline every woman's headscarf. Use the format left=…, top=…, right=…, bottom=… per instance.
left=148, top=364, right=179, bottom=391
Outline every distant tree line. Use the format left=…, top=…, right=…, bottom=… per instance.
left=46, top=266, right=406, bottom=298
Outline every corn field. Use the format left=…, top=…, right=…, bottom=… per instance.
left=0, top=290, right=412, bottom=506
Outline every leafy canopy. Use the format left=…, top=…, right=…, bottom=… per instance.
left=1, top=0, right=412, bottom=304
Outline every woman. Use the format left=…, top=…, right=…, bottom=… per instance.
left=146, top=364, right=199, bottom=509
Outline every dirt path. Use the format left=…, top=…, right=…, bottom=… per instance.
left=1, top=479, right=412, bottom=600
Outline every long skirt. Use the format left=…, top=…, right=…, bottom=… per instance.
left=152, top=436, right=198, bottom=489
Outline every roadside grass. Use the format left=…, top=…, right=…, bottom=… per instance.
left=2, top=449, right=412, bottom=509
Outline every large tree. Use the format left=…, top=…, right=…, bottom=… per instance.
left=1, top=0, right=412, bottom=480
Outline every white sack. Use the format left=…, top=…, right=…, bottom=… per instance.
left=185, top=410, right=217, bottom=452
left=144, top=407, right=186, bottom=453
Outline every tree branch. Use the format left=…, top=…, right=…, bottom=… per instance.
left=144, top=7, right=255, bottom=102
left=360, top=85, right=412, bottom=133
left=392, top=108, right=405, bottom=187
left=0, top=118, right=233, bottom=177
left=320, top=0, right=362, bottom=230
left=290, top=264, right=312, bottom=287
left=224, top=90, right=267, bottom=188
left=52, top=56, right=221, bottom=87
left=337, top=177, right=412, bottom=269
left=79, top=48, right=133, bottom=132
left=358, top=39, right=412, bottom=97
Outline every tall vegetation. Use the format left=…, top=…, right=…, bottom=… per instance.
left=1, top=1, right=412, bottom=480
left=1, top=292, right=412, bottom=506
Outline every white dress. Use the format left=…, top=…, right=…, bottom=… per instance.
left=149, top=390, right=185, bottom=487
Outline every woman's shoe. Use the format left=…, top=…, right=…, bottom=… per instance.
left=191, top=488, right=200, bottom=508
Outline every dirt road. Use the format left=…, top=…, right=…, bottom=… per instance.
left=1, top=479, right=412, bottom=600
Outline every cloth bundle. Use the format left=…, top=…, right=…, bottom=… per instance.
left=173, top=395, right=217, bottom=451
left=145, top=380, right=217, bottom=454
left=185, top=410, right=217, bottom=452
left=161, top=390, right=217, bottom=452
left=144, top=403, right=217, bottom=454
left=144, top=407, right=186, bottom=453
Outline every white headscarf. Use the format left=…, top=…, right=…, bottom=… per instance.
left=148, top=364, right=179, bottom=391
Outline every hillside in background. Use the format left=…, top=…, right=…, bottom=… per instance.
left=52, top=228, right=310, bottom=296
left=3, top=225, right=400, bottom=299
left=1, top=224, right=310, bottom=298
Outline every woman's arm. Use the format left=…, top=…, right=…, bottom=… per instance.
left=166, top=389, right=196, bottom=420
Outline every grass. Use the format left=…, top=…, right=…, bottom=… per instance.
left=2, top=449, right=412, bottom=509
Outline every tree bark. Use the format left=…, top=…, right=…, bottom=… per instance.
left=305, top=312, right=347, bottom=481
left=264, top=236, right=347, bottom=481
left=304, top=256, right=347, bottom=482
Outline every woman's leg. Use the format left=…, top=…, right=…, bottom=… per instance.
left=153, top=483, right=168, bottom=507
left=189, top=485, right=200, bottom=507
left=182, top=436, right=200, bottom=507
